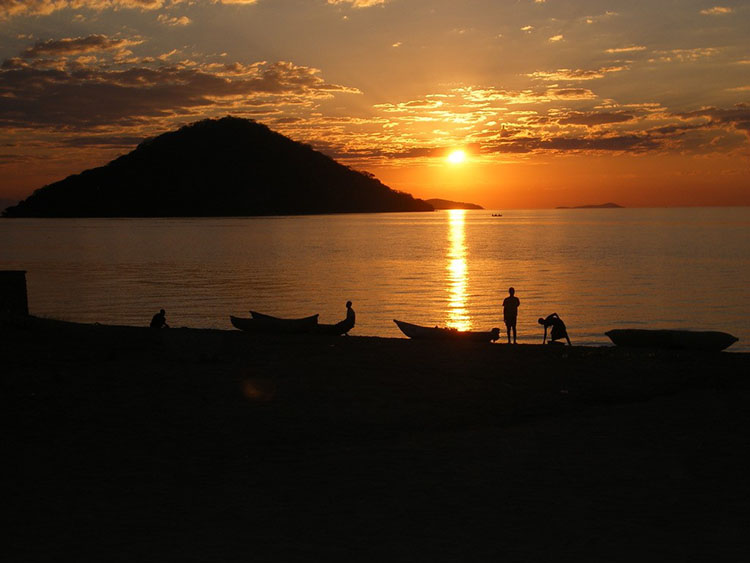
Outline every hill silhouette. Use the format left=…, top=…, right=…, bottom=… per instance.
left=3, top=117, right=432, bottom=217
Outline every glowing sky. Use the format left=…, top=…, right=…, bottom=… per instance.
left=1, top=0, right=748, bottom=207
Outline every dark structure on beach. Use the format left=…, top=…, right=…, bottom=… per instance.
left=0, top=270, right=28, bottom=317
left=2, top=117, right=433, bottom=217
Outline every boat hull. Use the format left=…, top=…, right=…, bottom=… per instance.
left=394, top=320, right=500, bottom=342
left=605, top=329, right=738, bottom=352
left=232, top=312, right=319, bottom=334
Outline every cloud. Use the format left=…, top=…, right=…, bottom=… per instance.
left=700, top=6, right=733, bottom=15
left=0, top=49, right=360, bottom=130
left=556, top=111, right=635, bottom=127
left=326, top=0, right=386, bottom=7
left=548, top=35, right=563, bottom=42
left=485, top=135, right=661, bottom=154
left=21, top=35, right=142, bottom=58
left=676, top=104, right=750, bottom=136
left=546, top=87, right=596, bottom=100
left=582, top=11, right=618, bottom=24
left=528, top=66, right=627, bottom=81
left=605, top=45, right=647, bottom=53
left=0, top=0, right=259, bottom=19
left=651, top=48, right=720, bottom=63
left=157, top=14, right=191, bottom=26
left=357, top=83, right=750, bottom=163
left=0, top=0, right=170, bottom=19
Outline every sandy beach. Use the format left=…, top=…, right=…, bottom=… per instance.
left=5, top=316, right=749, bottom=561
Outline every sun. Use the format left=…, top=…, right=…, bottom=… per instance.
left=447, top=149, right=467, bottom=164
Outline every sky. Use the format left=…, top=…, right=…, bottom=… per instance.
left=1, top=0, right=749, bottom=208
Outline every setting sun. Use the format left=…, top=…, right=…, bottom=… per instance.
left=447, top=150, right=467, bottom=164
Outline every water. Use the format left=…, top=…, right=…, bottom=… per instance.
left=1, top=208, right=748, bottom=350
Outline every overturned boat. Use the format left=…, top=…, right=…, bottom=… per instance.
left=605, top=329, right=738, bottom=352
left=394, top=319, right=500, bottom=342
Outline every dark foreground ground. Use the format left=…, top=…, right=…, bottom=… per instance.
left=4, top=317, right=749, bottom=562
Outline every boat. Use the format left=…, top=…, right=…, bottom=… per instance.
left=316, top=322, right=351, bottom=336
left=605, top=329, right=738, bottom=352
left=230, top=311, right=319, bottom=333
left=316, top=316, right=355, bottom=336
left=394, top=319, right=501, bottom=342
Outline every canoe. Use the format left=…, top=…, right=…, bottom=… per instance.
left=250, top=311, right=318, bottom=325
left=316, top=322, right=350, bottom=336
left=605, top=329, right=738, bottom=352
left=316, top=317, right=355, bottom=336
left=231, top=312, right=319, bottom=333
left=394, top=319, right=501, bottom=342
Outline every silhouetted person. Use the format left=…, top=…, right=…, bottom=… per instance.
left=538, top=313, right=571, bottom=345
left=150, top=308, right=169, bottom=329
left=335, top=300, right=355, bottom=335
left=502, top=287, right=520, bottom=343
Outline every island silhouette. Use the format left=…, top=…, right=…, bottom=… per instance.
left=424, top=198, right=483, bottom=210
left=2, top=117, right=433, bottom=218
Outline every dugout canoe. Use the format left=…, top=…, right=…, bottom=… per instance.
left=394, top=319, right=501, bottom=342
left=605, top=329, right=738, bottom=352
left=231, top=312, right=319, bottom=333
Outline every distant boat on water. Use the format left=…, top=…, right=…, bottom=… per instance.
left=394, top=320, right=500, bottom=342
left=605, top=329, right=738, bottom=352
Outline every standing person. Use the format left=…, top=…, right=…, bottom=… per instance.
left=150, top=308, right=169, bottom=329
left=502, top=287, right=520, bottom=344
left=538, top=313, right=571, bottom=346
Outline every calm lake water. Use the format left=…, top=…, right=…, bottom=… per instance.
left=1, top=208, right=748, bottom=351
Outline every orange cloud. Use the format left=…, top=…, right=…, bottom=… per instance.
left=700, top=6, right=733, bottom=15
left=326, top=0, right=386, bottom=7
left=528, top=66, right=627, bottom=81
left=21, top=35, right=143, bottom=58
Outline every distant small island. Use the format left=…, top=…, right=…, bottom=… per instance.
left=425, top=198, right=483, bottom=210
left=0, top=198, right=17, bottom=213
left=2, top=117, right=432, bottom=218
left=556, top=202, right=624, bottom=209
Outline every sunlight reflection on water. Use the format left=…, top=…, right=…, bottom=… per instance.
left=446, top=209, right=471, bottom=331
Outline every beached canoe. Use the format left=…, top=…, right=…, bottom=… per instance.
left=231, top=312, right=319, bottom=333
left=605, top=329, right=738, bottom=352
left=394, top=319, right=501, bottom=342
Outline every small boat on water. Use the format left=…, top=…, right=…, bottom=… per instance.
left=231, top=311, right=319, bottom=333
left=394, top=319, right=501, bottom=342
left=605, top=329, right=738, bottom=352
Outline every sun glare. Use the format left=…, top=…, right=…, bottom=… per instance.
left=447, top=149, right=466, bottom=164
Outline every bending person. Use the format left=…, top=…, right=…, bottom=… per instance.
left=150, top=308, right=169, bottom=329
left=538, top=313, right=571, bottom=345
left=334, top=300, right=355, bottom=335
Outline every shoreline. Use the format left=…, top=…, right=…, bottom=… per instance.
left=6, top=316, right=750, bottom=560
